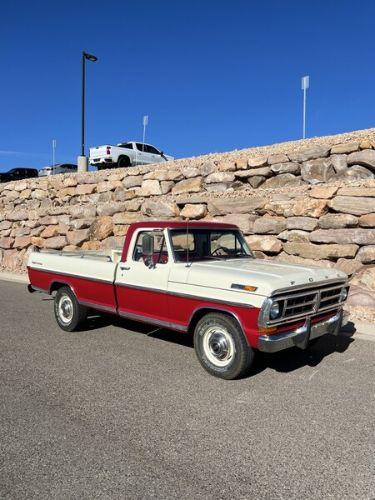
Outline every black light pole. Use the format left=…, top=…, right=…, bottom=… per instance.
left=80, top=51, right=98, bottom=168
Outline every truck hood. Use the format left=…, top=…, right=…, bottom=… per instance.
left=187, top=258, right=347, bottom=297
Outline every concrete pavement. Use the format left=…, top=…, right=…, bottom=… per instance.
left=0, top=280, right=374, bottom=499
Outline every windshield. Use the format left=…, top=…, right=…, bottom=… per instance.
left=170, top=228, right=253, bottom=262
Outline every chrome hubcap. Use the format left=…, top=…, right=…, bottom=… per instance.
left=58, top=295, right=73, bottom=324
left=202, top=326, right=235, bottom=367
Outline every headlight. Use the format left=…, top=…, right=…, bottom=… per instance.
left=340, top=288, right=348, bottom=302
left=270, top=301, right=280, bottom=319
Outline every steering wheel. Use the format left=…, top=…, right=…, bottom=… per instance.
left=211, top=246, right=228, bottom=256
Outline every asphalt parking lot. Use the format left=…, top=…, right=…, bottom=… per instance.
left=0, top=281, right=374, bottom=499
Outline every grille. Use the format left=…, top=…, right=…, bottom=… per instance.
left=270, top=281, right=347, bottom=325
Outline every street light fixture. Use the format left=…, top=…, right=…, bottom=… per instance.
left=78, top=51, right=98, bottom=172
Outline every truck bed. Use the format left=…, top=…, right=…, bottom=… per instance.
left=27, top=249, right=122, bottom=313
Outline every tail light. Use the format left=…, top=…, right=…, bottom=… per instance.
left=106, top=146, right=111, bottom=155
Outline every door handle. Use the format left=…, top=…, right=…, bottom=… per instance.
left=120, top=265, right=130, bottom=271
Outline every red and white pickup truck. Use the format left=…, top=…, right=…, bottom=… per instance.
left=27, top=221, right=349, bottom=379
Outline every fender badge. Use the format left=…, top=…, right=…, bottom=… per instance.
left=309, top=278, right=313, bottom=282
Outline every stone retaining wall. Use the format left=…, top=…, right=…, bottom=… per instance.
left=1, top=128, right=375, bottom=319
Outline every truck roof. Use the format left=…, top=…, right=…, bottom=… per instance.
left=122, top=221, right=239, bottom=261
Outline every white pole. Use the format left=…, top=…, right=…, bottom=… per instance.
left=52, top=139, right=56, bottom=175
left=301, top=76, right=309, bottom=139
left=303, top=88, right=306, bottom=139
left=142, top=115, right=148, bottom=152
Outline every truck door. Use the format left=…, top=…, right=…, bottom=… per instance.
left=115, top=229, right=171, bottom=325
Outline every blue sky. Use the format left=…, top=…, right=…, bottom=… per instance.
left=1, top=0, right=374, bottom=172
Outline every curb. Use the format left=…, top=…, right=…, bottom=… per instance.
left=0, top=271, right=29, bottom=284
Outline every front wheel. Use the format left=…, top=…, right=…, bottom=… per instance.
left=194, top=313, right=254, bottom=379
left=54, top=286, right=87, bottom=332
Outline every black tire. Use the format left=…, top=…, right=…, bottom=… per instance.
left=54, top=286, right=87, bottom=332
left=118, top=156, right=130, bottom=168
left=194, top=313, right=254, bottom=380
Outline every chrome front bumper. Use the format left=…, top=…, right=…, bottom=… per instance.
left=258, top=310, right=348, bottom=353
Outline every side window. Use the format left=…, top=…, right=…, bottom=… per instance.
left=136, top=143, right=146, bottom=152
left=133, top=231, right=169, bottom=264
left=146, top=145, right=160, bottom=154
left=171, top=232, right=195, bottom=262
left=120, top=143, right=133, bottom=149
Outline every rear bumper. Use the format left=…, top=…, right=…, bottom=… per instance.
left=257, top=310, right=348, bottom=353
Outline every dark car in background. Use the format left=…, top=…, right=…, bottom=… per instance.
left=0, top=168, right=39, bottom=183
left=38, top=163, right=77, bottom=177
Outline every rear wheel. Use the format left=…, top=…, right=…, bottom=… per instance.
left=194, top=313, right=254, bottom=380
left=54, top=286, right=87, bottom=332
left=118, top=156, right=131, bottom=168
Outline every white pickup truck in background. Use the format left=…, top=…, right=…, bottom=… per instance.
left=89, top=141, right=174, bottom=169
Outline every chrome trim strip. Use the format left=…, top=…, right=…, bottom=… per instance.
left=28, top=266, right=114, bottom=285
left=118, top=310, right=187, bottom=332
left=271, top=278, right=347, bottom=296
left=79, top=300, right=117, bottom=314
left=115, top=282, right=253, bottom=309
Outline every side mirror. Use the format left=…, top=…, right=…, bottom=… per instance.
left=142, top=233, right=154, bottom=257
left=160, top=151, right=164, bottom=156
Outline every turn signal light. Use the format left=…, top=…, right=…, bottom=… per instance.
left=259, top=326, right=277, bottom=335
left=231, top=283, right=258, bottom=292
left=106, top=146, right=111, bottom=155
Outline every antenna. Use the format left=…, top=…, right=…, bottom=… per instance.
left=186, top=218, right=190, bottom=267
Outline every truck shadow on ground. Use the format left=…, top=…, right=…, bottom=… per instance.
left=85, top=312, right=356, bottom=378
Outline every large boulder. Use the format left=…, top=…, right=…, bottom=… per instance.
left=309, top=186, right=338, bottom=199
left=356, top=245, right=375, bottom=263
left=43, top=236, right=67, bottom=249
left=140, top=179, right=162, bottom=196
left=330, top=141, right=359, bottom=154
left=329, top=196, right=375, bottom=216
left=213, top=214, right=256, bottom=234
left=205, top=172, right=235, bottom=184
left=318, top=214, right=358, bottom=229
left=333, top=165, right=374, bottom=180
left=172, top=177, right=203, bottom=194
left=267, top=153, right=289, bottom=164
left=277, top=230, right=310, bottom=242
left=270, top=162, right=300, bottom=174
left=286, top=217, right=318, bottom=231
left=301, top=158, right=335, bottom=184
left=66, top=229, right=90, bottom=246
left=275, top=251, right=334, bottom=268
left=347, top=149, right=375, bottom=169
left=247, top=156, right=267, bottom=167
left=252, top=216, right=287, bottom=234
left=248, top=176, right=266, bottom=188
left=289, top=146, right=330, bottom=162
left=142, top=200, right=180, bottom=218
left=246, top=235, right=282, bottom=253
left=359, top=214, right=375, bottom=227
left=263, top=174, right=303, bottom=189
left=208, top=197, right=265, bottom=215
left=292, top=198, right=328, bottom=218
left=334, top=258, right=363, bottom=275
left=283, top=241, right=358, bottom=260
left=330, top=154, right=348, bottom=173
left=309, top=228, right=375, bottom=245
left=89, top=216, right=114, bottom=240
left=337, top=187, right=375, bottom=197
left=180, top=204, right=207, bottom=219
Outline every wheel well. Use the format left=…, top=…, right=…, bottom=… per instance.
left=118, top=155, right=130, bottom=165
left=188, top=308, right=243, bottom=335
left=50, top=281, right=70, bottom=294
